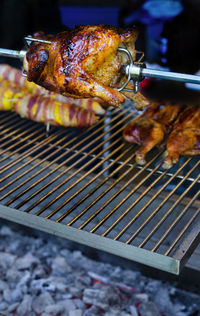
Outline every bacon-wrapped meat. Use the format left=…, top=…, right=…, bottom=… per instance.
left=0, top=65, right=105, bottom=115
left=14, top=94, right=97, bottom=128
left=0, top=80, right=25, bottom=111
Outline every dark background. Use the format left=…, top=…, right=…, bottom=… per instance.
left=0, top=0, right=199, bottom=74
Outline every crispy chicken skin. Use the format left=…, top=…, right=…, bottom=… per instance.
left=123, top=102, right=183, bottom=165
left=163, top=105, right=200, bottom=169
left=23, top=25, right=143, bottom=108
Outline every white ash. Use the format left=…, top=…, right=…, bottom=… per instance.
left=0, top=225, right=199, bottom=316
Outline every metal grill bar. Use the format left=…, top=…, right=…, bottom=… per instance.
left=12, top=110, right=133, bottom=210
left=0, top=107, right=199, bottom=275
left=123, top=158, right=196, bottom=244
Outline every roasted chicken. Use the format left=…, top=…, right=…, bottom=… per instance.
left=23, top=25, right=150, bottom=109
left=163, top=105, right=200, bottom=169
left=123, top=102, right=183, bottom=165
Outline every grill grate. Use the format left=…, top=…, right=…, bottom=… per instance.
left=0, top=105, right=200, bottom=275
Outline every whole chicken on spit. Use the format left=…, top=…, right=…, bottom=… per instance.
left=23, top=25, right=150, bottom=109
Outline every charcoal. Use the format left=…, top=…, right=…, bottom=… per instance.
left=138, top=301, right=161, bottom=316
left=17, top=294, right=32, bottom=315
left=45, top=303, right=64, bottom=315
left=0, top=280, right=8, bottom=292
left=52, top=255, right=72, bottom=276
left=69, top=309, right=83, bottom=316
left=32, top=292, right=54, bottom=314
left=60, top=299, right=76, bottom=312
left=10, top=288, right=23, bottom=302
left=129, top=305, right=139, bottom=316
left=0, top=224, right=199, bottom=316
left=0, top=301, right=8, bottom=312
left=7, top=302, right=19, bottom=312
left=0, top=252, right=16, bottom=269
left=15, top=253, right=39, bottom=270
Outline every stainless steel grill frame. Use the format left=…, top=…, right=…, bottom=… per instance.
left=0, top=106, right=199, bottom=275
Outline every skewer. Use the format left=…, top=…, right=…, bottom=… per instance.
left=0, top=36, right=200, bottom=93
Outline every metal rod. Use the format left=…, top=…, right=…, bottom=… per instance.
left=137, top=160, right=200, bottom=249
left=73, top=151, right=162, bottom=230
left=154, top=189, right=200, bottom=254
left=0, top=48, right=26, bottom=59
left=20, top=111, right=133, bottom=212
left=24, top=37, right=52, bottom=45
left=165, top=205, right=200, bottom=256
left=124, top=158, right=193, bottom=244
left=56, top=146, right=137, bottom=223
left=128, top=65, right=200, bottom=85
left=5, top=108, right=129, bottom=207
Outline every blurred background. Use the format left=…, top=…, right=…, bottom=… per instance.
left=0, top=0, right=199, bottom=75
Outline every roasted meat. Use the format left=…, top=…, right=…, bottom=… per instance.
left=163, top=105, right=200, bottom=169
left=23, top=25, right=150, bottom=108
left=14, top=94, right=97, bottom=128
left=0, top=80, right=25, bottom=111
left=123, top=102, right=183, bottom=165
left=0, top=65, right=105, bottom=115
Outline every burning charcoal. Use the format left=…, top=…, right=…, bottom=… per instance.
left=134, top=293, right=149, bottom=303
left=83, top=288, right=121, bottom=310
left=75, top=275, right=92, bottom=289
left=31, top=277, right=56, bottom=293
left=83, top=306, right=101, bottom=316
left=129, top=305, right=138, bottom=316
left=60, top=299, right=76, bottom=313
left=88, top=271, right=109, bottom=284
left=69, top=309, right=83, bottom=316
left=0, top=301, right=8, bottom=312
left=32, top=292, right=54, bottom=314
left=45, top=303, right=64, bottom=315
left=122, top=270, right=141, bottom=286
left=0, top=252, right=16, bottom=269
left=7, top=302, right=19, bottom=312
left=0, top=226, right=13, bottom=236
left=17, top=294, right=32, bottom=315
left=6, top=268, right=24, bottom=284
left=3, top=288, right=11, bottom=303
left=0, top=280, right=8, bottom=292
left=154, top=287, right=174, bottom=316
left=52, top=255, right=72, bottom=276
left=138, top=301, right=161, bottom=316
left=69, top=286, right=82, bottom=298
left=73, top=298, right=85, bottom=310
left=15, top=253, right=39, bottom=270
left=10, top=287, right=23, bottom=302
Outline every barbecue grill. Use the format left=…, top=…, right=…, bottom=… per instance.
left=0, top=103, right=199, bottom=275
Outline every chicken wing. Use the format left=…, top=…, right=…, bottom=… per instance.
left=23, top=25, right=143, bottom=108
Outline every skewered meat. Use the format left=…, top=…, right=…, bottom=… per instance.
left=23, top=25, right=144, bottom=108
left=14, top=94, right=97, bottom=128
left=123, top=102, right=183, bottom=165
left=163, top=105, right=200, bottom=169
left=0, top=65, right=105, bottom=115
left=0, top=64, right=39, bottom=93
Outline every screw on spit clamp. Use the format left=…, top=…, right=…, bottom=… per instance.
left=117, top=48, right=146, bottom=93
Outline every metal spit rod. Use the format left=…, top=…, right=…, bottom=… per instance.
left=0, top=37, right=200, bottom=91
